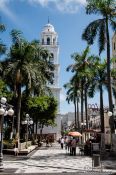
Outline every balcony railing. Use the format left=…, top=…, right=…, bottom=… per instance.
left=40, top=42, right=59, bottom=46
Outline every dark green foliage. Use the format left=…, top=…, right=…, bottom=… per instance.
left=0, top=79, right=13, bottom=101
left=27, top=96, right=58, bottom=127
left=0, top=21, right=6, bottom=56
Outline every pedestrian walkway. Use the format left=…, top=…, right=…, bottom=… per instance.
left=3, top=142, right=116, bottom=174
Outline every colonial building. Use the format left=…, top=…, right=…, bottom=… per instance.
left=37, top=21, right=61, bottom=139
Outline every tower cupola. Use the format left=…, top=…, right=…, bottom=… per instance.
left=41, top=21, right=58, bottom=46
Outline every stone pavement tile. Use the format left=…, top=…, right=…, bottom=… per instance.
left=0, top=171, right=115, bottom=175
left=2, top=143, right=116, bottom=174
left=0, top=168, right=17, bottom=174
left=102, top=160, right=116, bottom=170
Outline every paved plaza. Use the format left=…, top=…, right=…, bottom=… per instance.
left=2, top=143, right=116, bottom=174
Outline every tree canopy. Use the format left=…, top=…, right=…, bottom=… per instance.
left=27, top=96, right=58, bottom=127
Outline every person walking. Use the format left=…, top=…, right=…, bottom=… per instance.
left=71, top=137, right=77, bottom=156
left=60, top=137, right=64, bottom=149
left=64, top=137, right=68, bottom=150
left=46, top=136, right=49, bottom=147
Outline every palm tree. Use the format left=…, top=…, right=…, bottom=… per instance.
left=82, top=0, right=116, bottom=132
left=0, top=21, right=6, bottom=56
left=1, top=29, right=54, bottom=141
left=64, top=77, right=80, bottom=130
left=66, top=46, right=90, bottom=126
left=88, top=60, right=107, bottom=133
left=67, top=46, right=99, bottom=129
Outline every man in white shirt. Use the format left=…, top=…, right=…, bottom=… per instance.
left=60, top=137, right=64, bottom=149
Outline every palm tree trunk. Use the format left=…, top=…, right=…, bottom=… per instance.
left=81, top=81, right=84, bottom=126
left=74, top=99, right=77, bottom=130
left=77, top=99, right=80, bottom=131
left=100, top=84, right=106, bottom=156
left=100, top=84, right=104, bottom=133
left=16, top=83, right=21, bottom=143
left=106, top=17, right=114, bottom=133
left=35, top=116, right=38, bottom=139
left=40, top=124, right=43, bottom=141
left=85, top=88, right=88, bottom=129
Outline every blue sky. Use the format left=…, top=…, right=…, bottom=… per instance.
left=0, top=0, right=114, bottom=114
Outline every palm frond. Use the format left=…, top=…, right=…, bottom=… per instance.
left=82, top=19, right=102, bottom=45
left=110, top=20, right=116, bottom=31
left=0, top=23, right=5, bottom=32
left=98, top=19, right=106, bottom=54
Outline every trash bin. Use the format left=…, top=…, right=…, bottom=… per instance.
left=92, top=154, right=100, bottom=167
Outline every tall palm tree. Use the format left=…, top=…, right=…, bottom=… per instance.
left=64, top=76, right=81, bottom=131
left=1, top=29, right=54, bottom=141
left=70, top=75, right=81, bottom=131
left=67, top=46, right=99, bottom=129
left=64, top=81, right=79, bottom=130
left=0, top=21, right=6, bottom=56
left=88, top=60, right=107, bottom=133
left=67, top=46, right=90, bottom=126
left=82, top=0, right=116, bottom=132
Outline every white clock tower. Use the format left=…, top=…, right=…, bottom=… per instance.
left=40, top=21, right=61, bottom=113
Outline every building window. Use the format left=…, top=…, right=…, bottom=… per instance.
left=114, top=42, right=115, bottom=50
left=47, top=37, right=50, bottom=45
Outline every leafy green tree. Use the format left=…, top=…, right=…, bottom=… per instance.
left=0, top=79, right=13, bottom=100
left=27, top=96, right=57, bottom=138
left=82, top=0, right=116, bottom=133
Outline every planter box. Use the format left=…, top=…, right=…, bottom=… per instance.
left=19, top=141, right=32, bottom=150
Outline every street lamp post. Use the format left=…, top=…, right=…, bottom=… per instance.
left=108, top=105, right=116, bottom=150
left=0, top=97, right=14, bottom=171
left=61, top=116, right=63, bottom=136
left=108, top=105, right=116, bottom=132
left=22, top=114, right=33, bottom=149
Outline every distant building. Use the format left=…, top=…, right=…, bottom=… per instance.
left=60, top=112, right=76, bottom=131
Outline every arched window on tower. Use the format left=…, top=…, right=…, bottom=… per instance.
left=47, top=37, right=50, bottom=45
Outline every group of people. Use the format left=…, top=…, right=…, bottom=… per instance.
left=84, top=136, right=101, bottom=156
left=59, top=136, right=79, bottom=156
left=37, top=135, right=54, bottom=147
left=45, top=136, right=53, bottom=147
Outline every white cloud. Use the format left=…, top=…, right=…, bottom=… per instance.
left=28, top=0, right=49, bottom=6
left=55, top=0, right=86, bottom=14
left=28, top=0, right=86, bottom=13
left=0, top=0, right=86, bottom=18
left=0, top=0, right=17, bottom=22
